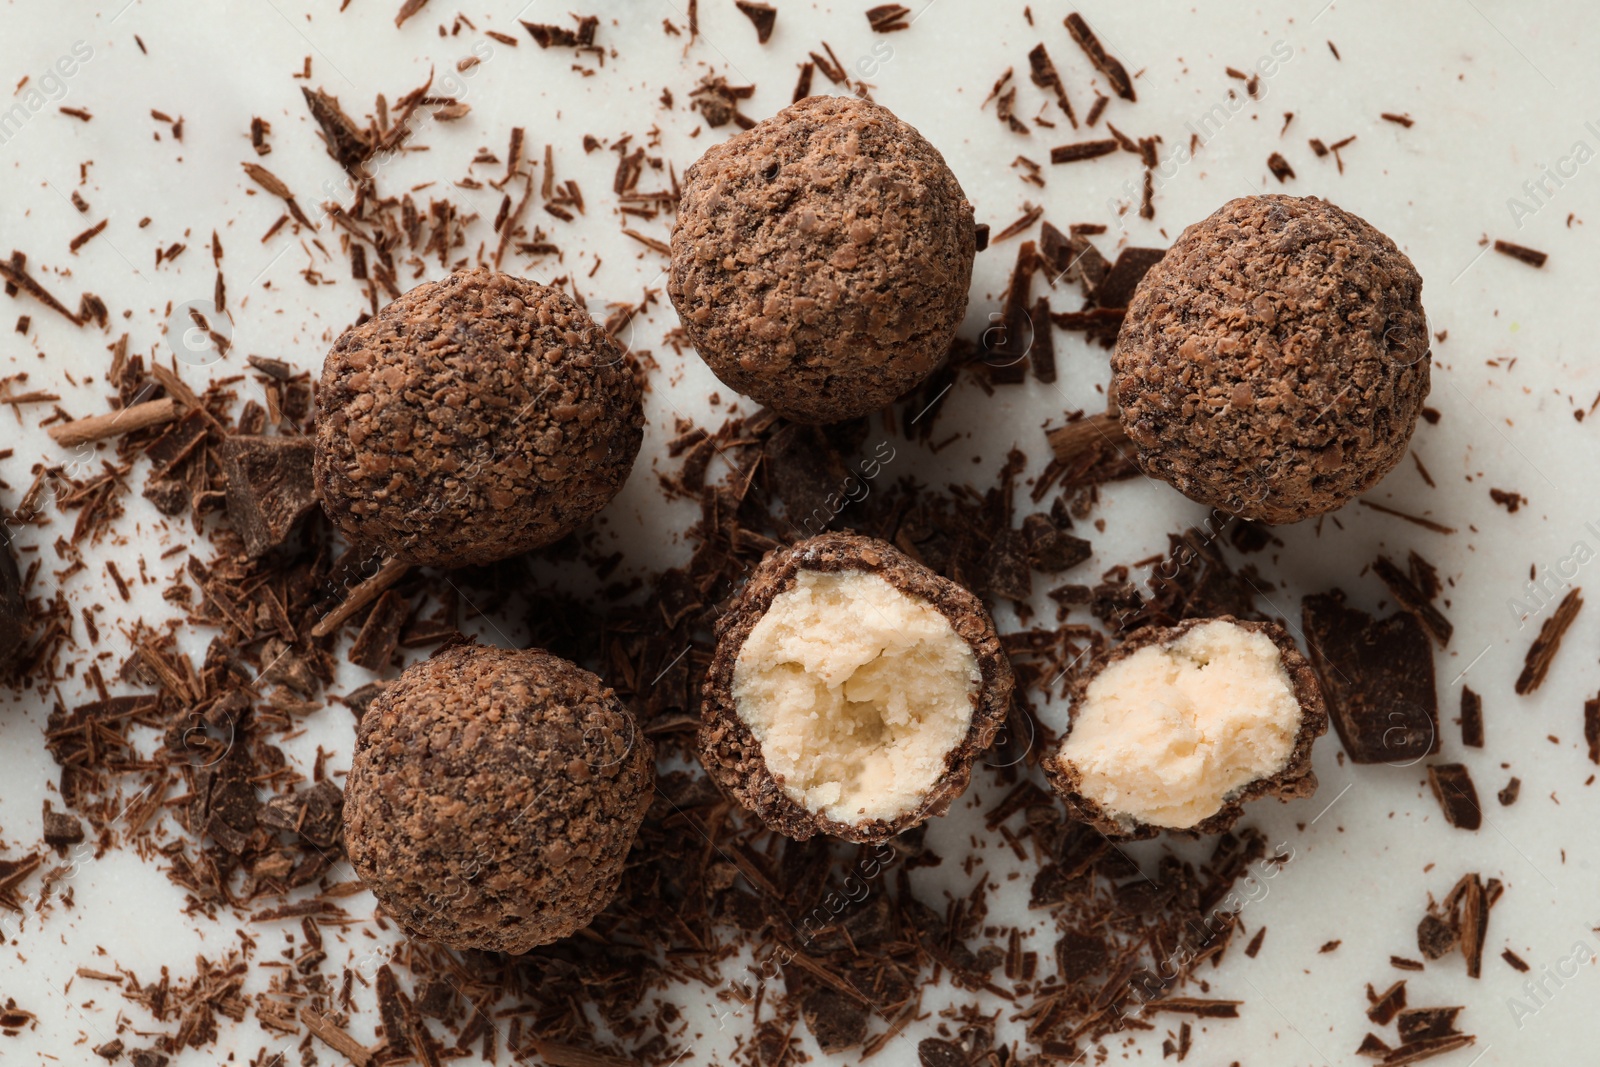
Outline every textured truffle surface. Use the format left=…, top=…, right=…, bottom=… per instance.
left=669, top=96, right=976, bottom=424
left=344, top=644, right=653, bottom=953
left=1113, top=195, right=1429, bottom=523
left=1044, top=617, right=1327, bottom=840
left=0, top=525, right=28, bottom=672
left=314, top=268, right=643, bottom=567
left=700, top=531, right=1012, bottom=843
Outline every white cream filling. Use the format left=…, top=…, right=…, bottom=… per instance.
left=1058, top=620, right=1300, bottom=829
left=731, top=569, right=980, bottom=825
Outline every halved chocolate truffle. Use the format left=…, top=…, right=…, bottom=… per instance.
left=314, top=267, right=643, bottom=567
left=1044, top=617, right=1326, bottom=839
left=699, top=531, right=1012, bottom=843
left=1113, top=195, right=1430, bottom=523
left=344, top=644, right=653, bottom=953
left=669, top=96, right=977, bottom=424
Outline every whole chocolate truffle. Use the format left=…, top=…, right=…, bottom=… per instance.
left=700, top=531, right=1012, bottom=843
left=0, top=524, right=28, bottom=672
left=1113, top=195, right=1429, bottom=524
left=314, top=268, right=643, bottom=567
left=1043, top=617, right=1327, bottom=840
left=344, top=644, right=653, bottom=953
left=669, top=96, right=976, bottom=424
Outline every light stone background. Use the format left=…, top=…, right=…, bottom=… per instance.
left=1, top=1, right=1597, bottom=1064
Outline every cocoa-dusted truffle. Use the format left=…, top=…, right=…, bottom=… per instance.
left=669, top=95, right=976, bottom=424
left=0, top=524, right=28, bottom=672
left=314, top=268, right=643, bottom=567
left=344, top=643, right=653, bottom=953
left=1113, top=195, right=1430, bottom=523
left=1043, top=617, right=1327, bottom=840
left=699, top=531, right=1012, bottom=843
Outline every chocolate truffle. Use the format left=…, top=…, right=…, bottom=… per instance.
left=669, top=96, right=976, bottom=424
left=699, top=531, right=1012, bottom=843
left=314, top=268, right=643, bottom=567
left=0, top=524, right=28, bottom=672
left=1113, top=195, right=1430, bottom=524
left=1044, top=617, right=1327, bottom=839
left=344, top=644, right=653, bottom=953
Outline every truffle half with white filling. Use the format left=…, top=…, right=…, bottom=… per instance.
left=344, top=643, right=653, bottom=953
left=699, top=531, right=1012, bottom=843
left=1044, top=616, right=1326, bottom=839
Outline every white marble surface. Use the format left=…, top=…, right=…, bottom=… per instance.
left=2, top=1, right=1598, bottom=1064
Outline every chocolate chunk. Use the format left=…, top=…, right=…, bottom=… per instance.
left=1416, top=913, right=1457, bottom=960
left=734, top=0, right=776, bottom=42
left=41, top=804, right=84, bottom=847
left=1458, top=687, right=1483, bottom=748
left=918, top=1037, right=970, bottom=1067
left=129, top=1052, right=169, bottom=1067
left=1056, top=930, right=1109, bottom=976
left=0, top=522, right=28, bottom=672
left=800, top=986, right=869, bottom=1053
left=1022, top=513, right=1091, bottom=572
left=1397, top=1007, right=1462, bottom=1043
left=1302, top=592, right=1439, bottom=764
left=1427, top=764, right=1481, bottom=830
left=1093, top=247, right=1165, bottom=310
left=218, top=435, right=318, bottom=558
left=1497, top=777, right=1520, bottom=806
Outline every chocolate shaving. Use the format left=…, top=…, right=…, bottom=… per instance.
left=1266, top=151, right=1295, bottom=182
left=1027, top=44, right=1077, bottom=127
left=1065, top=13, right=1135, bottom=100
left=1493, top=239, right=1547, bottom=268
left=1515, top=587, right=1582, bottom=694
left=1371, top=555, right=1452, bottom=647
left=865, top=4, right=911, bottom=32
left=1050, top=140, right=1118, bottom=164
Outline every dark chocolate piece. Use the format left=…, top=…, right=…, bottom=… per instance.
left=1093, top=247, right=1164, bottom=309
left=1302, top=592, right=1439, bottom=765
left=1497, top=777, right=1520, bottom=806
left=1427, top=764, right=1481, bottom=830
left=1458, top=687, right=1483, bottom=748
left=218, top=436, right=318, bottom=559
left=733, top=1, right=776, bottom=42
